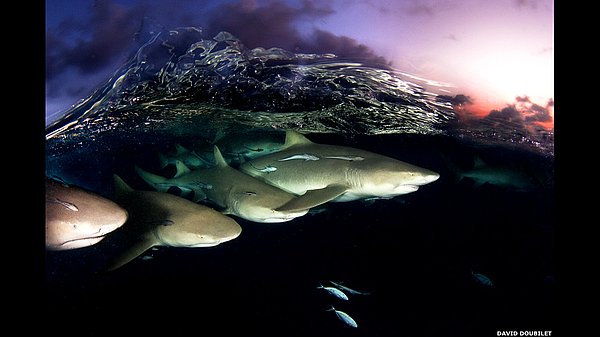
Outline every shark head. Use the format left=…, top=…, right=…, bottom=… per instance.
left=226, top=190, right=310, bottom=223
left=349, top=158, right=440, bottom=199
left=151, top=200, right=242, bottom=247
left=46, top=178, right=128, bottom=251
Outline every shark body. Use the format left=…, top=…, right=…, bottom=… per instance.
left=158, top=144, right=211, bottom=170
left=456, top=156, right=539, bottom=191
left=104, top=175, right=241, bottom=271
left=136, top=146, right=312, bottom=223
left=239, top=130, right=440, bottom=212
left=45, top=178, right=128, bottom=251
left=213, top=131, right=285, bottom=165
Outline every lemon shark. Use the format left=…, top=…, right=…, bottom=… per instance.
left=103, top=175, right=242, bottom=271
left=451, top=156, right=540, bottom=191
left=158, top=144, right=211, bottom=170
left=46, top=178, right=128, bottom=251
left=212, top=130, right=285, bottom=165
left=189, top=131, right=285, bottom=167
left=135, top=146, right=313, bottom=223
left=238, top=130, right=441, bottom=212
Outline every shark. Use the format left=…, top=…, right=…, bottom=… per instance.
left=452, top=156, right=540, bottom=191
left=135, top=146, right=314, bottom=223
left=158, top=143, right=212, bottom=170
left=213, top=130, right=285, bottom=165
left=46, top=178, right=128, bottom=251
left=238, top=130, right=440, bottom=212
left=103, top=175, right=242, bottom=271
left=190, top=130, right=285, bottom=167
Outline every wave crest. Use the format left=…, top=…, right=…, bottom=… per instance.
left=46, top=27, right=455, bottom=140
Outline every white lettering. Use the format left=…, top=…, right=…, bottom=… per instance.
left=519, top=331, right=552, bottom=336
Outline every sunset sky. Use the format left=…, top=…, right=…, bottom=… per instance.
left=45, top=0, right=554, bottom=128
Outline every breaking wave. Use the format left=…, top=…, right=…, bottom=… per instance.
left=45, top=26, right=552, bottom=156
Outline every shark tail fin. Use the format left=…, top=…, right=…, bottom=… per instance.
left=213, top=146, right=229, bottom=168
left=283, top=130, right=313, bottom=149
left=113, top=174, right=135, bottom=198
left=135, top=165, right=170, bottom=192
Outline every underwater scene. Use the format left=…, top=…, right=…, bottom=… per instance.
left=45, top=26, right=554, bottom=336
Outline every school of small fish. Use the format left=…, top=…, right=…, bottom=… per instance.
left=316, top=280, right=370, bottom=328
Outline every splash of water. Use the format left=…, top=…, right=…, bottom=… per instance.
left=46, top=27, right=455, bottom=143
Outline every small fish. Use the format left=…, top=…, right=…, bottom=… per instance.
left=278, top=154, right=320, bottom=161
left=46, top=197, right=79, bottom=212
left=249, top=162, right=278, bottom=173
left=317, top=283, right=348, bottom=300
left=242, top=146, right=265, bottom=152
left=323, top=155, right=364, bottom=161
left=329, top=281, right=370, bottom=295
left=326, top=306, right=358, bottom=328
left=471, top=271, right=493, bottom=286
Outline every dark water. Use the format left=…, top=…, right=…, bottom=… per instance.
left=45, top=28, right=555, bottom=336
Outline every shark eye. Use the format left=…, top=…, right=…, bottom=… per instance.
left=244, top=191, right=257, bottom=196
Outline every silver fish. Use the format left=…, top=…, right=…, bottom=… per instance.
left=326, top=306, right=358, bottom=328
left=323, top=155, right=364, bottom=161
left=329, top=281, right=370, bottom=295
left=249, top=162, right=278, bottom=173
left=472, top=271, right=493, bottom=286
left=317, top=283, right=348, bottom=300
left=278, top=154, right=320, bottom=161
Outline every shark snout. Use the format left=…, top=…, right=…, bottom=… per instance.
left=254, top=208, right=309, bottom=223
left=272, top=208, right=310, bottom=222
left=422, top=171, right=440, bottom=184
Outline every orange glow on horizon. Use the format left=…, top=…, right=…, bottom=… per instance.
left=453, top=94, right=554, bottom=130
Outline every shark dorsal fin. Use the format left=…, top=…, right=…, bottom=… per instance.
left=174, top=144, right=189, bottom=155
left=283, top=130, right=313, bottom=149
left=212, top=129, right=227, bottom=144
left=473, top=156, right=486, bottom=169
left=213, top=146, right=229, bottom=168
left=174, top=160, right=191, bottom=177
left=113, top=174, right=134, bottom=197
left=157, top=152, right=169, bottom=168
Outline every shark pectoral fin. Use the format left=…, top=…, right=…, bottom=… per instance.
left=103, top=239, right=157, bottom=272
left=275, top=185, right=348, bottom=212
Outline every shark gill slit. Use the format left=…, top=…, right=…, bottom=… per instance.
left=344, top=167, right=362, bottom=190
left=152, top=227, right=169, bottom=246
